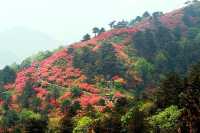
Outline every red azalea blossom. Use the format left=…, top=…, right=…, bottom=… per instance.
left=114, top=91, right=123, bottom=98
left=79, top=83, right=100, bottom=94
left=50, top=99, right=59, bottom=108
left=0, top=99, right=4, bottom=105
left=107, top=101, right=113, bottom=109
left=60, top=92, right=72, bottom=100
left=33, top=87, right=48, bottom=98
left=15, top=71, right=27, bottom=92
left=78, top=95, right=101, bottom=106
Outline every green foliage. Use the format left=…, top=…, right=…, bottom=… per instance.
left=61, top=100, right=71, bottom=112
left=109, top=33, right=127, bottom=43
left=132, top=22, right=200, bottom=82
left=187, top=27, right=200, bottom=39
left=152, top=11, right=163, bottom=18
left=109, top=21, right=116, bottom=29
left=47, top=84, right=62, bottom=99
left=0, top=110, right=19, bottom=129
left=156, top=73, right=183, bottom=108
left=47, top=117, right=62, bottom=133
left=194, top=32, right=200, bottom=42
left=0, top=91, right=11, bottom=104
left=97, top=42, right=126, bottom=80
left=142, top=11, right=151, bottom=18
left=121, top=105, right=146, bottom=133
left=53, top=58, right=68, bottom=67
left=148, top=105, right=182, bottom=130
left=19, top=109, right=41, bottom=122
left=1, top=3, right=200, bottom=132
left=133, top=16, right=142, bottom=24
left=18, top=109, right=47, bottom=132
left=73, top=43, right=126, bottom=81
left=73, top=47, right=97, bottom=82
left=183, top=1, right=200, bottom=26
left=121, top=108, right=135, bottom=125
left=82, top=33, right=91, bottom=41
left=0, top=66, right=16, bottom=84
left=20, top=57, right=32, bottom=69
left=68, top=47, right=74, bottom=54
left=129, top=10, right=160, bottom=26
left=18, top=81, right=36, bottom=108
left=19, top=50, right=52, bottom=69
left=134, top=58, right=154, bottom=85
left=92, top=27, right=100, bottom=36
left=99, top=27, right=106, bottom=35
left=154, top=51, right=168, bottom=74
left=73, top=116, right=93, bottom=133
left=178, top=62, right=200, bottom=132
left=71, top=87, right=82, bottom=98
left=154, top=62, right=200, bottom=132
left=32, top=50, right=52, bottom=62
left=93, top=112, right=122, bottom=133
left=133, top=30, right=157, bottom=60
left=31, top=97, right=42, bottom=112
left=69, top=101, right=81, bottom=115
left=113, top=20, right=128, bottom=29
left=23, top=117, right=48, bottom=132
left=113, top=81, right=124, bottom=90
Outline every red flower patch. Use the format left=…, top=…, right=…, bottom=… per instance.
left=78, top=94, right=101, bottom=106
left=79, top=83, right=100, bottom=94
left=60, top=92, right=72, bottom=100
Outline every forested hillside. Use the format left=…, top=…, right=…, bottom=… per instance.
left=0, top=1, right=200, bottom=132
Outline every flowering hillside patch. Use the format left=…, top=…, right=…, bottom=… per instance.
left=0, top=5, right=187, bottom=124
left=78, top=94, right=101, bottom=106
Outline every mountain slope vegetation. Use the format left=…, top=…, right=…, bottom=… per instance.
left=0, top=1, right=200, bottom=132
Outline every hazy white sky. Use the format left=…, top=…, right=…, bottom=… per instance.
left=0, top=0, right=186, bottom=43
left=0, top=0, right=187, bottom=67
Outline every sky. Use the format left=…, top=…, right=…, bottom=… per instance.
left=0, top=0, right=187, bottom=68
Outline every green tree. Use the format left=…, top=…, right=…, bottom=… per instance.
left=148, top=105, right=183, bottom=133
left=109, top=21, right=116, bottom=29
left=113, top=20, right=128, bottom=29
left=20, top=57, right=32, bottom=69
left=82, top=33, right=91, bottom=41
left=156, top=73, right=183, bottom=108
left=133, top=29, right=157, bottom=60
left=24, top=118, right=47, bottom=132
left=142, top=11, right=150, bottom=18
left=73, top=47, right=97, bottom=82
left=20, top=109, right=48, bottom=132
left=0, top=66, right=16, bottom=84
left=71, top=87, right=82, bottom=98
left=32, top=50, right=52, bottom=62
left=121, top=106, right=146, bottom=133
left=97, top=42, right=125, bottom=80
left=98, top=27, right=105, bottom=35
left=61, top=100, right=71, bottom=113
left=134, top=58, right=155, bottom=88
left=18, top=81, right=36, bottom=108
left=179, top=62, right=200, bottom=132
left=73, top=116, right=93, bottom=133
left=92, top=27, right=100, bottom=37
left=1, top=110, right=19, bottom=132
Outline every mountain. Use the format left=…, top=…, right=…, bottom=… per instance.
left=0, top=1, right=200, bottom=132
left=0, top=27, right=61, bottom=68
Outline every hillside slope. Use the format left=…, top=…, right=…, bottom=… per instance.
left=1, top=1, right=200, bottom=132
